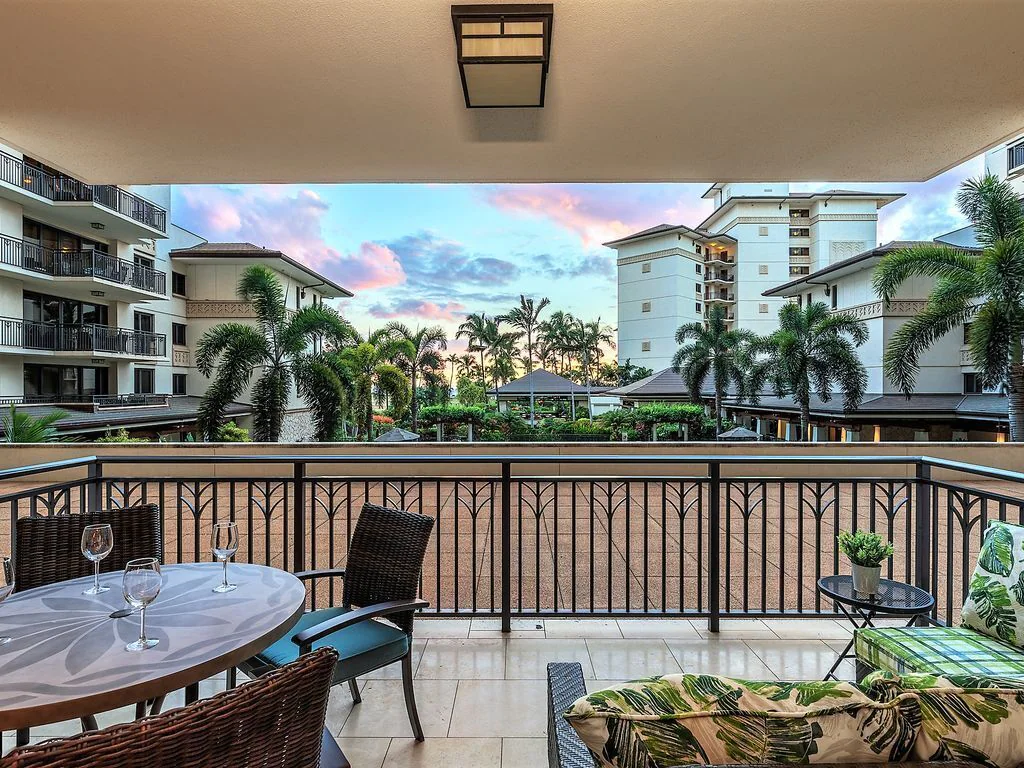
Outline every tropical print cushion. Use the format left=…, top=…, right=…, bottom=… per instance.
left=855, top=625, right=1024, bottom=679
left=861, top=671, right=1024, bottom=768
left=961, top=520, right=1024, bottom=647
left=563, top=674, right=919, bottom=767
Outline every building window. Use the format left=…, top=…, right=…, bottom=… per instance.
left=641, top=341, right=651, bottom=352
left=963, top=373, right=984, bottom=394
left=172, top=271, right=187, bottom=296
left=695, top=244, right=702, bottom=255
left=806, top=292, right=813, bottom=305
left=789, top=227, right=810, bottom=237
left=696, top=302, right=702, bottom=314
left=758, top=226, right=769, bottom=236
left=830, top=288, right=838, bottom=310
left=641, top=301, right=651, bottom=313
left=789, top=265, right=810, bottom=276
left=134, top=253, right=155, bottom=271
left=24, top=365, right=109, bottom=400
left=172, top=373, right=187, bottom=396
left=758, top=303, right=769, bottom=314
left=758, top=264, right=768, bottom=275
left=695, top=263, right=701, bottom=275
left=172, top=322, right=186, bottom=346
left=963, top=322, right=972, bottom=345
left=790, top=208, right=810, bottom=219
left=789, top=247, right=810, bottom=257
left=641, top=262, right=651, bottom=273
left=695, top=283, right=702, bottom=294
left=134, top=368, right=155, bottom=395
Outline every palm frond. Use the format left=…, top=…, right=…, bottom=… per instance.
left=237, top=264, right=287, bottom=333
left=871, top=245, right=978, bottom=303
left=884, top=301, right=977, bottom=395
left=956, top=173, right=1024, bottom=247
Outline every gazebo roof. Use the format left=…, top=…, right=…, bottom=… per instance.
left=492, top=369, right=613, bottom=397
left=374, top=427, right=421, bottom=442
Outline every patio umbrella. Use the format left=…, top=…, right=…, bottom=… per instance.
left=374, top=427, right=421, bottom=442
left=717, top=425, right=760, bottom=441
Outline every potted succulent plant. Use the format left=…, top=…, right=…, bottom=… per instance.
left=838, top=530, right=894, bottom=595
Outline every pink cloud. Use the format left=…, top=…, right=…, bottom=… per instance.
left=481, top=184, right=713, bottom=246
left=174, top=186, right=407, bottom=293
left=367, top=299, right=467, bottom=323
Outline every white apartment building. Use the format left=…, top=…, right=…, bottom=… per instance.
left=0, top=143, right=350, bottom=440
left=608, top=182, right=901, bottom=369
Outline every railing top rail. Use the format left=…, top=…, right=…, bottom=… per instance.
left=0, top=456, right=98, bottom=482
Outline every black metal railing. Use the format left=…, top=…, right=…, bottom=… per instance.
left=0, top=150, right=167, bottom=233
left=0, top=453, right=1020, bottom=632
left=0, top=235, right=166, bottom=294
left=0, top=394, right=170, bottom=408
left=1009, top=142, right=1024, bottom=174
left=0, top=317, right=166, bottom=356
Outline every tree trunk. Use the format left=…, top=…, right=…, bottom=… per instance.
left=1009, top=360, right=1024, bottom=442
left=527, top=330, right=535, bottom=425
left=799, top=402, right=811, bottom=442
left=479, top=351, right=486, bottom=390
left=410, top=369, right=418, bottom=431
left=715, top=390, right=722, bottom=435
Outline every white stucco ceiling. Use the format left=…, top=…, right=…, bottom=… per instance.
left=2, top=0, right=1023, bottom=184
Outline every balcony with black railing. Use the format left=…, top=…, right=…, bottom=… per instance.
left=0, top=393, right=170, bottom=409
left=0, top=316, right=166, bottom=358
left=0, top=149, right=167, bottom=235
left=0, top=234, right=166, bottom=296
left=1009, top=142, right=1024, bottom=175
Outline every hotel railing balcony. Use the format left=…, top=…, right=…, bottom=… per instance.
left=0, top=452, right=1017, bottom=631
left=0, top=234, right=167, bottom=294
left=1009, top=142, right=1024, bottom=175
left=703, top=291, right=735, bottom=302
left=0, top=149, right=167, bottom=233
left=703, top=270, right=734, bottom=283
left=0, top=317, right=166, bottom=357
left=0, top=393, right=170, bottom=409
left=703, top=252, right=733, bottom=264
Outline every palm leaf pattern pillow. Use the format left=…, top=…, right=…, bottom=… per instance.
left=564, top=674, right=919, bottom=767
left=962, top=521, right=1024, bottom=647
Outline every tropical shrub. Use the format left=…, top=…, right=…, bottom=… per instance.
left=456, top=376, right=487, bottom=406
left=1, top=405, right=67, bottom=443
left=216, top=421, right=250, bottom=442
left=95, top=427, right=149, bottom=444
left=838, top=530, right=894, bottom=567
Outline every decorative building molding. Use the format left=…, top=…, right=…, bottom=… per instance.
left=186, top=301, right=258, bottom=318
left=961, top=348, right=973, bottom=366
left=173, top=348, right=190, bottom=366
left=840, top=300, right=928, bottom=320
left=617, top=247, right=700, bottom=266
left=714, top=213, right=877, bottom=234
left=813, top=213, right=877, bottom=222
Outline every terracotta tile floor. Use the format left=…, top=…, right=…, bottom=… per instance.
left=3, top=618, right=864, bottom=765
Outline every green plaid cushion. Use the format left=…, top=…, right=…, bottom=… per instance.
left=856, top=626, right=1024, bottom=679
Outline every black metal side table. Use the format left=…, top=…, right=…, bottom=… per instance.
left=817, top=574, right=935, bottom=681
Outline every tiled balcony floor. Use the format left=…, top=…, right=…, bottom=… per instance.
left=3, top=618, right=878, bottom=766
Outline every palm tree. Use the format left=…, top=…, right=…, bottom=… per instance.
left=499, top=295, right=550, bottom=423
left=671, top=305, right=758, bottom=434
left=456, top=353, right=477, bottom=380
left=456, top=312, right=492, bottom=389
left=336, top=330, right=413, bottom=440
left=539, top=311, right=575, bottom=375
left=761, top=302, right=868, bottom=441
left=485, top=325, right=522, bottom=392
left=381, top=323, right=447, bottom=431
left=445, top=353, right=460, bottom=394
left=1, top=405, right=67, bottom=442
left=574, top=317, right=615, bottom=386
left=195, top=265, right=356, bottom=442
left=872, top=173, right=1024, bottom=440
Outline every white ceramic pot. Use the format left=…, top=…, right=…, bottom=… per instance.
left=852, top=564, right=881, bottom=595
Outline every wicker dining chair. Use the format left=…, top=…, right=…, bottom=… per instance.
left=0, top=647, right=340, bottom=768
left=11, top=504, right=164, bottom=740
left=239, top=502, right=435, bottom=740
left=13, top=504, right=163, bottom=593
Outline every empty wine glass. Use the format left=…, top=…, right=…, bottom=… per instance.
left=211, top=521, right=239, bottom=593
left=123, top=557, right=161, bottom=651
left=0, top=557, right=13, bottom=645
left=81, top=523, right=113, bottom=595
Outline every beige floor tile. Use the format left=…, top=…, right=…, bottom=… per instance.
left=449, top=680, right=548, bottom=737
left=382, top=737, right=502, bottom=768
left=586, top=639, right=681, bottom=680
left=470, top=618, right=545, bottom=632
left=339, top=679, right=458, bottom=738
left=689, top=619, right=776, bottom=639
left=415, top=619, right=471, bottom=639
left=363, top=639, right=427, bottom=679
left=665, top=638, right=776, bottom=678
left=504, top=638, right=595, bottom=679
left=324, top=680, right=367, bottom=734
left=336, top=737, right=392, bottom=768
left=762, top=619, right=853, bottom=640
left=743, top=639, right=850, bottom=680
left=502, top=737, right=548, bottom=768
left=617, top=619, right=699, bottom=639
left=470, top=630, right=548, bottom=639
left=416, top=639, right=506, bottom=679
left=545, top=619, right=622, bottom=638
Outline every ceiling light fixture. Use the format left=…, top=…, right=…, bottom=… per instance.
left=91, top=222, right=105, bottom=230
left=451, top=3, right=553, bottom=108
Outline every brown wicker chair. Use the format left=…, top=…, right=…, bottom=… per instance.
left=13, top=504, right=163, bottom=593
left=11, top=504, right=164, bottom=742
left=0, top=647, right=340, bottom=768
left=239, top=502, right=435, bottom=741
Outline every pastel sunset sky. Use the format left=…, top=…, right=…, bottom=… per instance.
left=171, top=154, right=984, bottom=353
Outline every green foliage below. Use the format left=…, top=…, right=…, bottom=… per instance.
left=455, top=376, right=487, bottom=406
left=95, top=427, right=149, bottom=444
left=838, top=530, right=895, bottom=567
left=216, top=421, right=250, bottom=442
left=419, top=404, right=489, bottom=427
left=1, top=405, right=67, bottom=443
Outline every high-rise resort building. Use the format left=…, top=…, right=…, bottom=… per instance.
left=0, top=142, right=351, bottom=440
left=606, top=183, right=902, bottom=371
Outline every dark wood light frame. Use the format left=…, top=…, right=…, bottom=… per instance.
left=451, top=3, right=554, bottom=108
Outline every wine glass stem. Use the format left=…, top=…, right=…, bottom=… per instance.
left=139, top=605, right=147, bottom=644
left=222, top=558, right=228, bottom=588
left=93, top=560, right=100, bottom=592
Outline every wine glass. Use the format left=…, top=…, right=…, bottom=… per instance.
left=81, top=523, right=113, bottom=595
left=0, top=557, right=13, bottom=645
left=123, top=557, right=161, bottom=651
left=211, top=522, right=239, bottom=593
